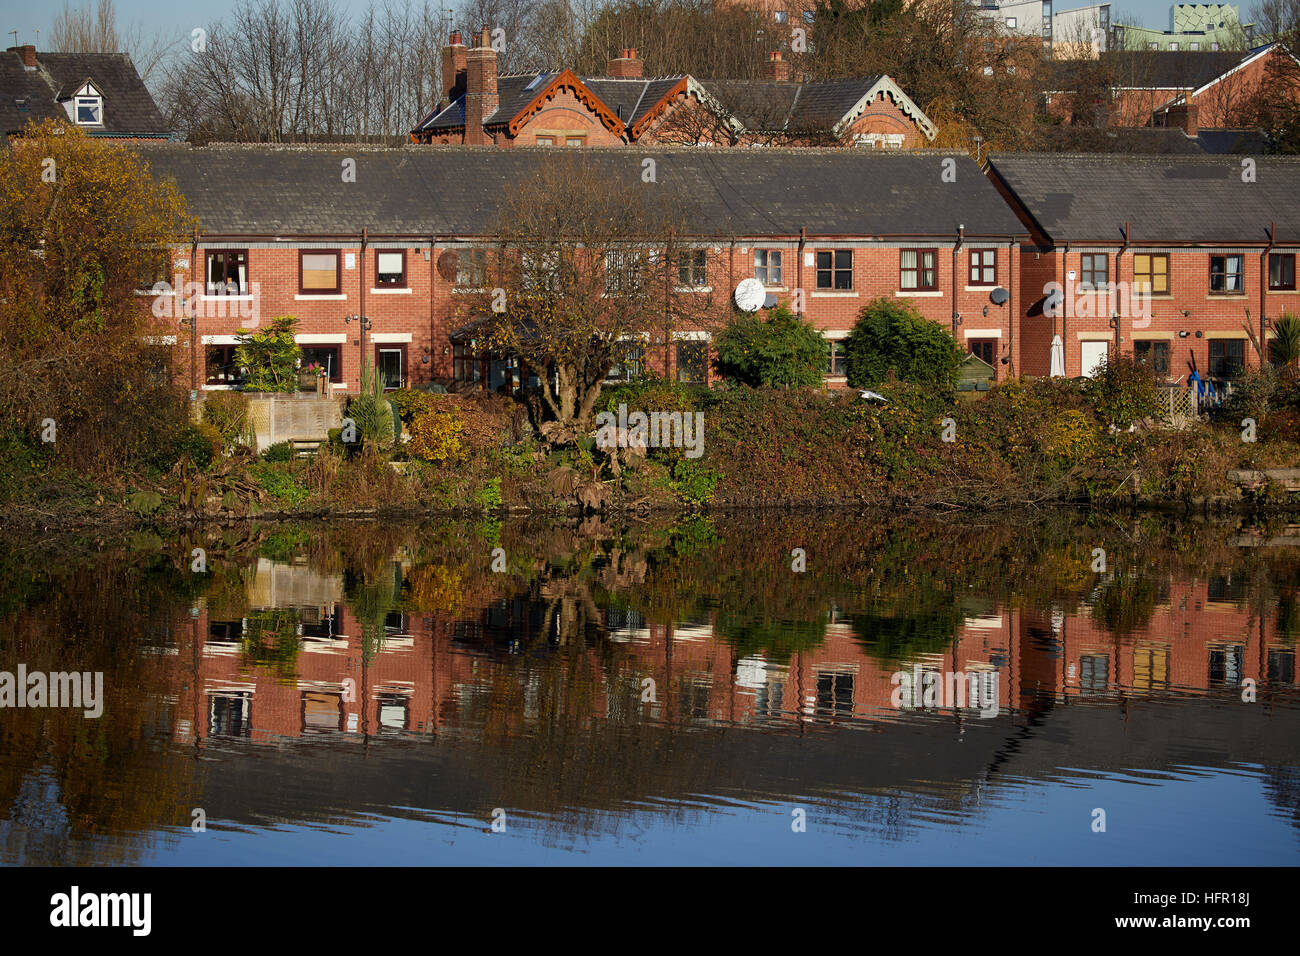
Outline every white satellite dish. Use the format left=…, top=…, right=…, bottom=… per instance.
left=733, top=277, right=765, bottom=312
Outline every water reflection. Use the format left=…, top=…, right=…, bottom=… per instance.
left=1, top=513, right=1299, bottom=864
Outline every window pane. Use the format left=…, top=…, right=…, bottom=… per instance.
left=377, top=252, right=403, bottom=275
left=302, top=253, right=337, bottom=290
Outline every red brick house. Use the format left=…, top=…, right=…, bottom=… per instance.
left=985, top=152, right=1300, bottom=381
left=410, top=30, right=936, bottom=149
left=138, top=146, right=1024, bottom=394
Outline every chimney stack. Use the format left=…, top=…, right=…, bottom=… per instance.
left=607, top=48, right=643, bottom=78
left=1166, top=98, right=1199, bottom=136
left=763, top=51, right=789, bottom=82
left=6, top=45, right=36, bottom=70
left=441, top=31, right=467, bottom=107
left=464, top=26, right=499, bottom=146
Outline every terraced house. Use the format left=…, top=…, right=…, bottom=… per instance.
left=137, top=146, right=1025, bottom=393
left=985, top=153, right=1300, bottom=380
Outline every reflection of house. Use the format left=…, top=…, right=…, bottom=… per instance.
left=0, top=45, right=171, bottom=142
left=155, top=551, right=1300, bottom=749
left=411, top=30, right=936, bottom=148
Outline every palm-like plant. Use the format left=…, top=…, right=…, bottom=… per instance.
left=1272, top=313, right=1300, bottom=379
left=347, top=358, right=395, bottom=452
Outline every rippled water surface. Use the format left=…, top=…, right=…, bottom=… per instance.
left=2, top=512, right=1299, bottom=865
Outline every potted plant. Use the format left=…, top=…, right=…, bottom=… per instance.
left=298, top=361, right=321, bottom=392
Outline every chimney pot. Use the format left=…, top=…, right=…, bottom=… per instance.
left=607, top=47, right=643, bottom=78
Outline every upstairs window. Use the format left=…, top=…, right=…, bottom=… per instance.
left=816, top=250, right=853, bottom=289
left=375, top=250, right=406, bottom=287
left=1268, top=253, right=1296, bottom=291
left=1133, top=253, right=1168, bottom=294
left=900, top=249, right=937, bottom=291
left=969, top=249, right=997, bottom=286
left=605, top=250, right=644, bottom=295
left=74, top=94, right=102, bottom=125
left=677, top=249, right=707, bottom=287
left=1209, top=254, right=1243, bottom=294
left=206, top=250, right=248, bottom=294
left=300, top=250, right=341, bottom=294
left=774, top=10, right=789, bottom=23
left=457, top=249, right=489, bottom=288
left=754, top=249, right=783, bottom=286
left=1080, top=253, right=1109, bottom=289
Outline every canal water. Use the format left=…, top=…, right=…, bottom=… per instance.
left=1, top=512, right=1297, bottom=865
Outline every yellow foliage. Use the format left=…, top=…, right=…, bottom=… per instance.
left=1044, top=410, right=1099, bottom=458
left=407, top=408, right=464, bottom=463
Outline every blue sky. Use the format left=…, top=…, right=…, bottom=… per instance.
left=0, top=0, right=1241, bottom=54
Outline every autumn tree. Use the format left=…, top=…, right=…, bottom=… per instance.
left=0, top=120, right=194, bottom=473
left=460, top=154, right=711, bottom=435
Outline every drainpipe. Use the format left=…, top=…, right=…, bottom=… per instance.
left=797, top=226, right=806, bottom=310
left=360, top=227, right=368, bottom=382
left=953, top=224, right=964, bottom=337
left=190, top=226, right=200, bottom=394
left=1118, top=221, right=1130, bottom=352
left=665, top=227, right=675, bottom=378
left=1261, top=221, right=1275, bottom=366
left=436, top=234, right=441, bottom=382
left=1008, top=239, right=1016, bottom=378
left=1062, top=240, right=1070, bottom=371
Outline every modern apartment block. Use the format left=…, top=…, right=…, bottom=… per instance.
left=1112, top=3, right=1256, bottom=52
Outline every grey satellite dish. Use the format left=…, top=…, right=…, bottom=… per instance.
left=989, top=287, right=1010, bottom=305
left=734, top=277, right=765, bottom=312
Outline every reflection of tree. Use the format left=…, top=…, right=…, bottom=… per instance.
left=851, top=606, right=965, bottom=665
left=712, top=609, right=828, bottom=664
left=241, top=608, right=302, bottom=678
left=1090, top=569, right=1160, bottom=636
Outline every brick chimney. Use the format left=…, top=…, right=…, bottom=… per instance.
left=1166, top=95, right=1199, bottom=136
left=441, top=31, right=467, bottom=106
left=607, top=48, right=643, bottom=78
left=763, top=51, right=789, bottom=82
left=464, top=26, right=499, bottom=146
left=7, top=45, right=37, bottom=70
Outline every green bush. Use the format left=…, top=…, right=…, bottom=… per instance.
left=252, top=464, right=309, bottom=506
left=672, top=458, right=721, bottom=504
left=388, top=388, right=434, bottom=425
left=844, top=298, right=962, bottom=390
left=1082, top=355, right=1162, bottom=428
left=713, top=306, right=827, bottom=388
left=262, top=441, right=294, bottom=462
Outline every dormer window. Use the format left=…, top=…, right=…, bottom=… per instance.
left=70, top=81, right=103, bottom=126
left=75, top=95, right=102, bottom=124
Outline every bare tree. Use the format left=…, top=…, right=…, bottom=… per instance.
left=460, top=154, right=711, bottom=431
left=48, top=0, right=180, bottom=85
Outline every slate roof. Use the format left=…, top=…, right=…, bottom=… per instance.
left=411, top=71, right=913, bottom=141
left=138, top=145, right=1026, bottom=239
left=986, top=153, right=1300, bottom=244
left=0, top=49, right=169, bottom=136
left=1045, top=50, right=1248, bottom=91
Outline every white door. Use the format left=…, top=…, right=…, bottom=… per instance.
left=1081, top=341, right=1109, bottom=377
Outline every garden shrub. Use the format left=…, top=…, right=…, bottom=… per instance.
left=1082, top=355, right=1162, bottom=428
left=407, top=408, right=464, bottom=463
left=845, top=298, right=962, bottom=390
left=713, top=306, right=827, bottom=388
left=262, top=441, right=294, bottom=463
